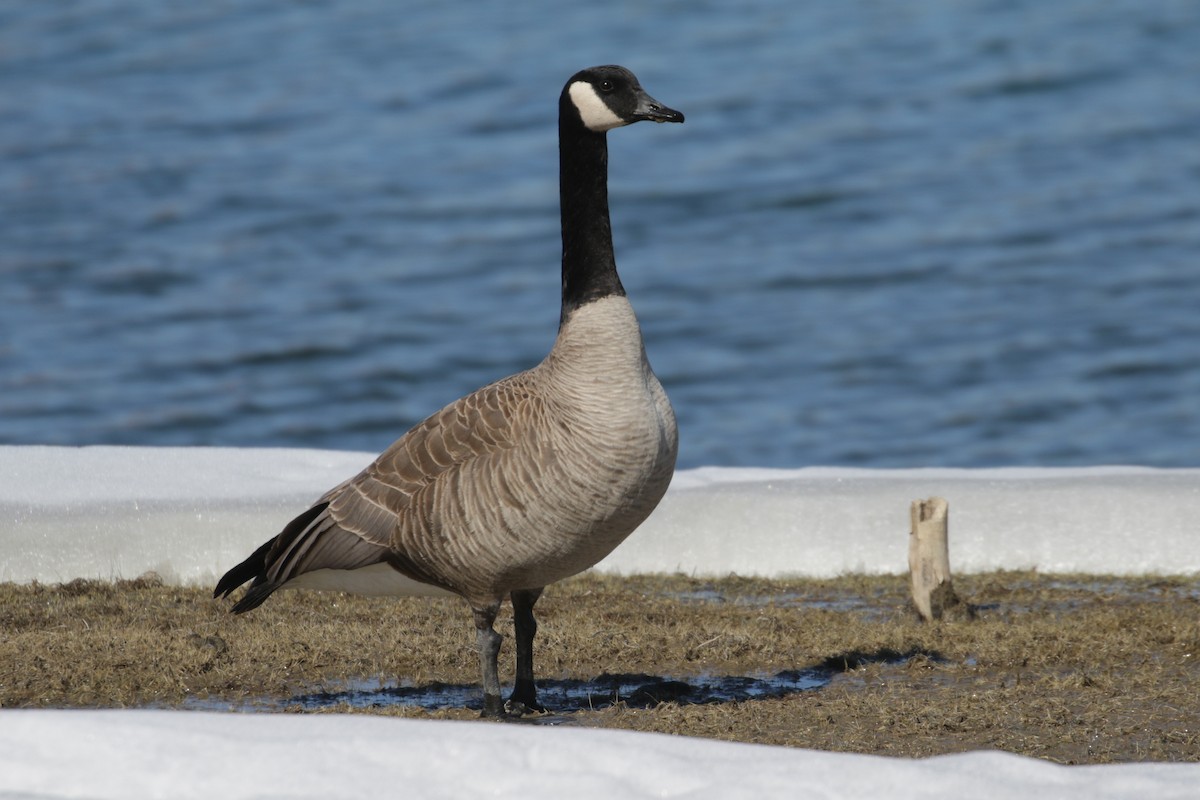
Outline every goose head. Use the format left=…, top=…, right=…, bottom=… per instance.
left=562, top=65, right=685, bottom=133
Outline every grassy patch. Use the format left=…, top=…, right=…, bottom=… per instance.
left=2, top=571, right=1198, bottom=763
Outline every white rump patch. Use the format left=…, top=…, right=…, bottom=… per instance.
left=283, top=562, right=456, bottom=598
left=568, top=81, right=626, bottom=132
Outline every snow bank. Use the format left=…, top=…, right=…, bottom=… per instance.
left=604, top=464, right=1200, bottom=577
left=1, top=446, right=370, bottom=585
left=1, top=710, right=1197, bottom=800
left=3, top=446, right=1199, bottom=584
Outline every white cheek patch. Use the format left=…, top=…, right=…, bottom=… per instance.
left=568, top=81, right=626, bottom=132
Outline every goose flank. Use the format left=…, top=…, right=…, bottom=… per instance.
left=214, top=65, right=683, bottom=717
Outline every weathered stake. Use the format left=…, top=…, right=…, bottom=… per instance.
left=908, top=497, right=963, bottom=622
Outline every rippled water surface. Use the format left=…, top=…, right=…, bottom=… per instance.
left=3, top=1, right=1198, bottom=468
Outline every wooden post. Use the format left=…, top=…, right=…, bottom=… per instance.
left=908, top=497, right=963, bottom=622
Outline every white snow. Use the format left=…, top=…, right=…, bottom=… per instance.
left=4, top=446, right=1200, bottom=584
left=1, top=711, right=1197, bottom=800
left=2, top=445, right=1199, bottom=799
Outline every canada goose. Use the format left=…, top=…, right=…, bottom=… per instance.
left=214, top=65, right=683, bottom=717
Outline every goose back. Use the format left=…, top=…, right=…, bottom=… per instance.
left=252, top=293, right=675, bottom=607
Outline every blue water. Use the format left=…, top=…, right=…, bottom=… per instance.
left=2, top=1, right=1198, bottom=469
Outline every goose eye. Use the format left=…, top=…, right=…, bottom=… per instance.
left=598, top=80, right=615, bottom=93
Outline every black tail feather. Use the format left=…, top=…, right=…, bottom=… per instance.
left=213, top=502, right=331, bottom=611
left=213, top=538, right=274, bottom=600
left=229, top=580, right=280, bottom=614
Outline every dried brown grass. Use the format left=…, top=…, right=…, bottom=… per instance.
left=2, top=571, right=1197, bottom=763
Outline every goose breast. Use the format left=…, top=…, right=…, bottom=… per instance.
left=348, top=295, right=677, bottom=601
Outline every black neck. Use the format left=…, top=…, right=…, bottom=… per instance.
left=558, top=113, right=624, bottom=327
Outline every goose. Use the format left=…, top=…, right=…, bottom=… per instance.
left=214, top=66, right=683, bottom=717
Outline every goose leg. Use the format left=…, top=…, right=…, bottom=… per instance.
left=508, top=587, right=546, bottom=714
left=473, top=601, right=504, bottom=717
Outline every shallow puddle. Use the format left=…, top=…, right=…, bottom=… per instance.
left=187, top=669, right=831, bottom=715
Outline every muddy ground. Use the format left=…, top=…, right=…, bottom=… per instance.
left=2, top=571, right=1198, bottom=764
